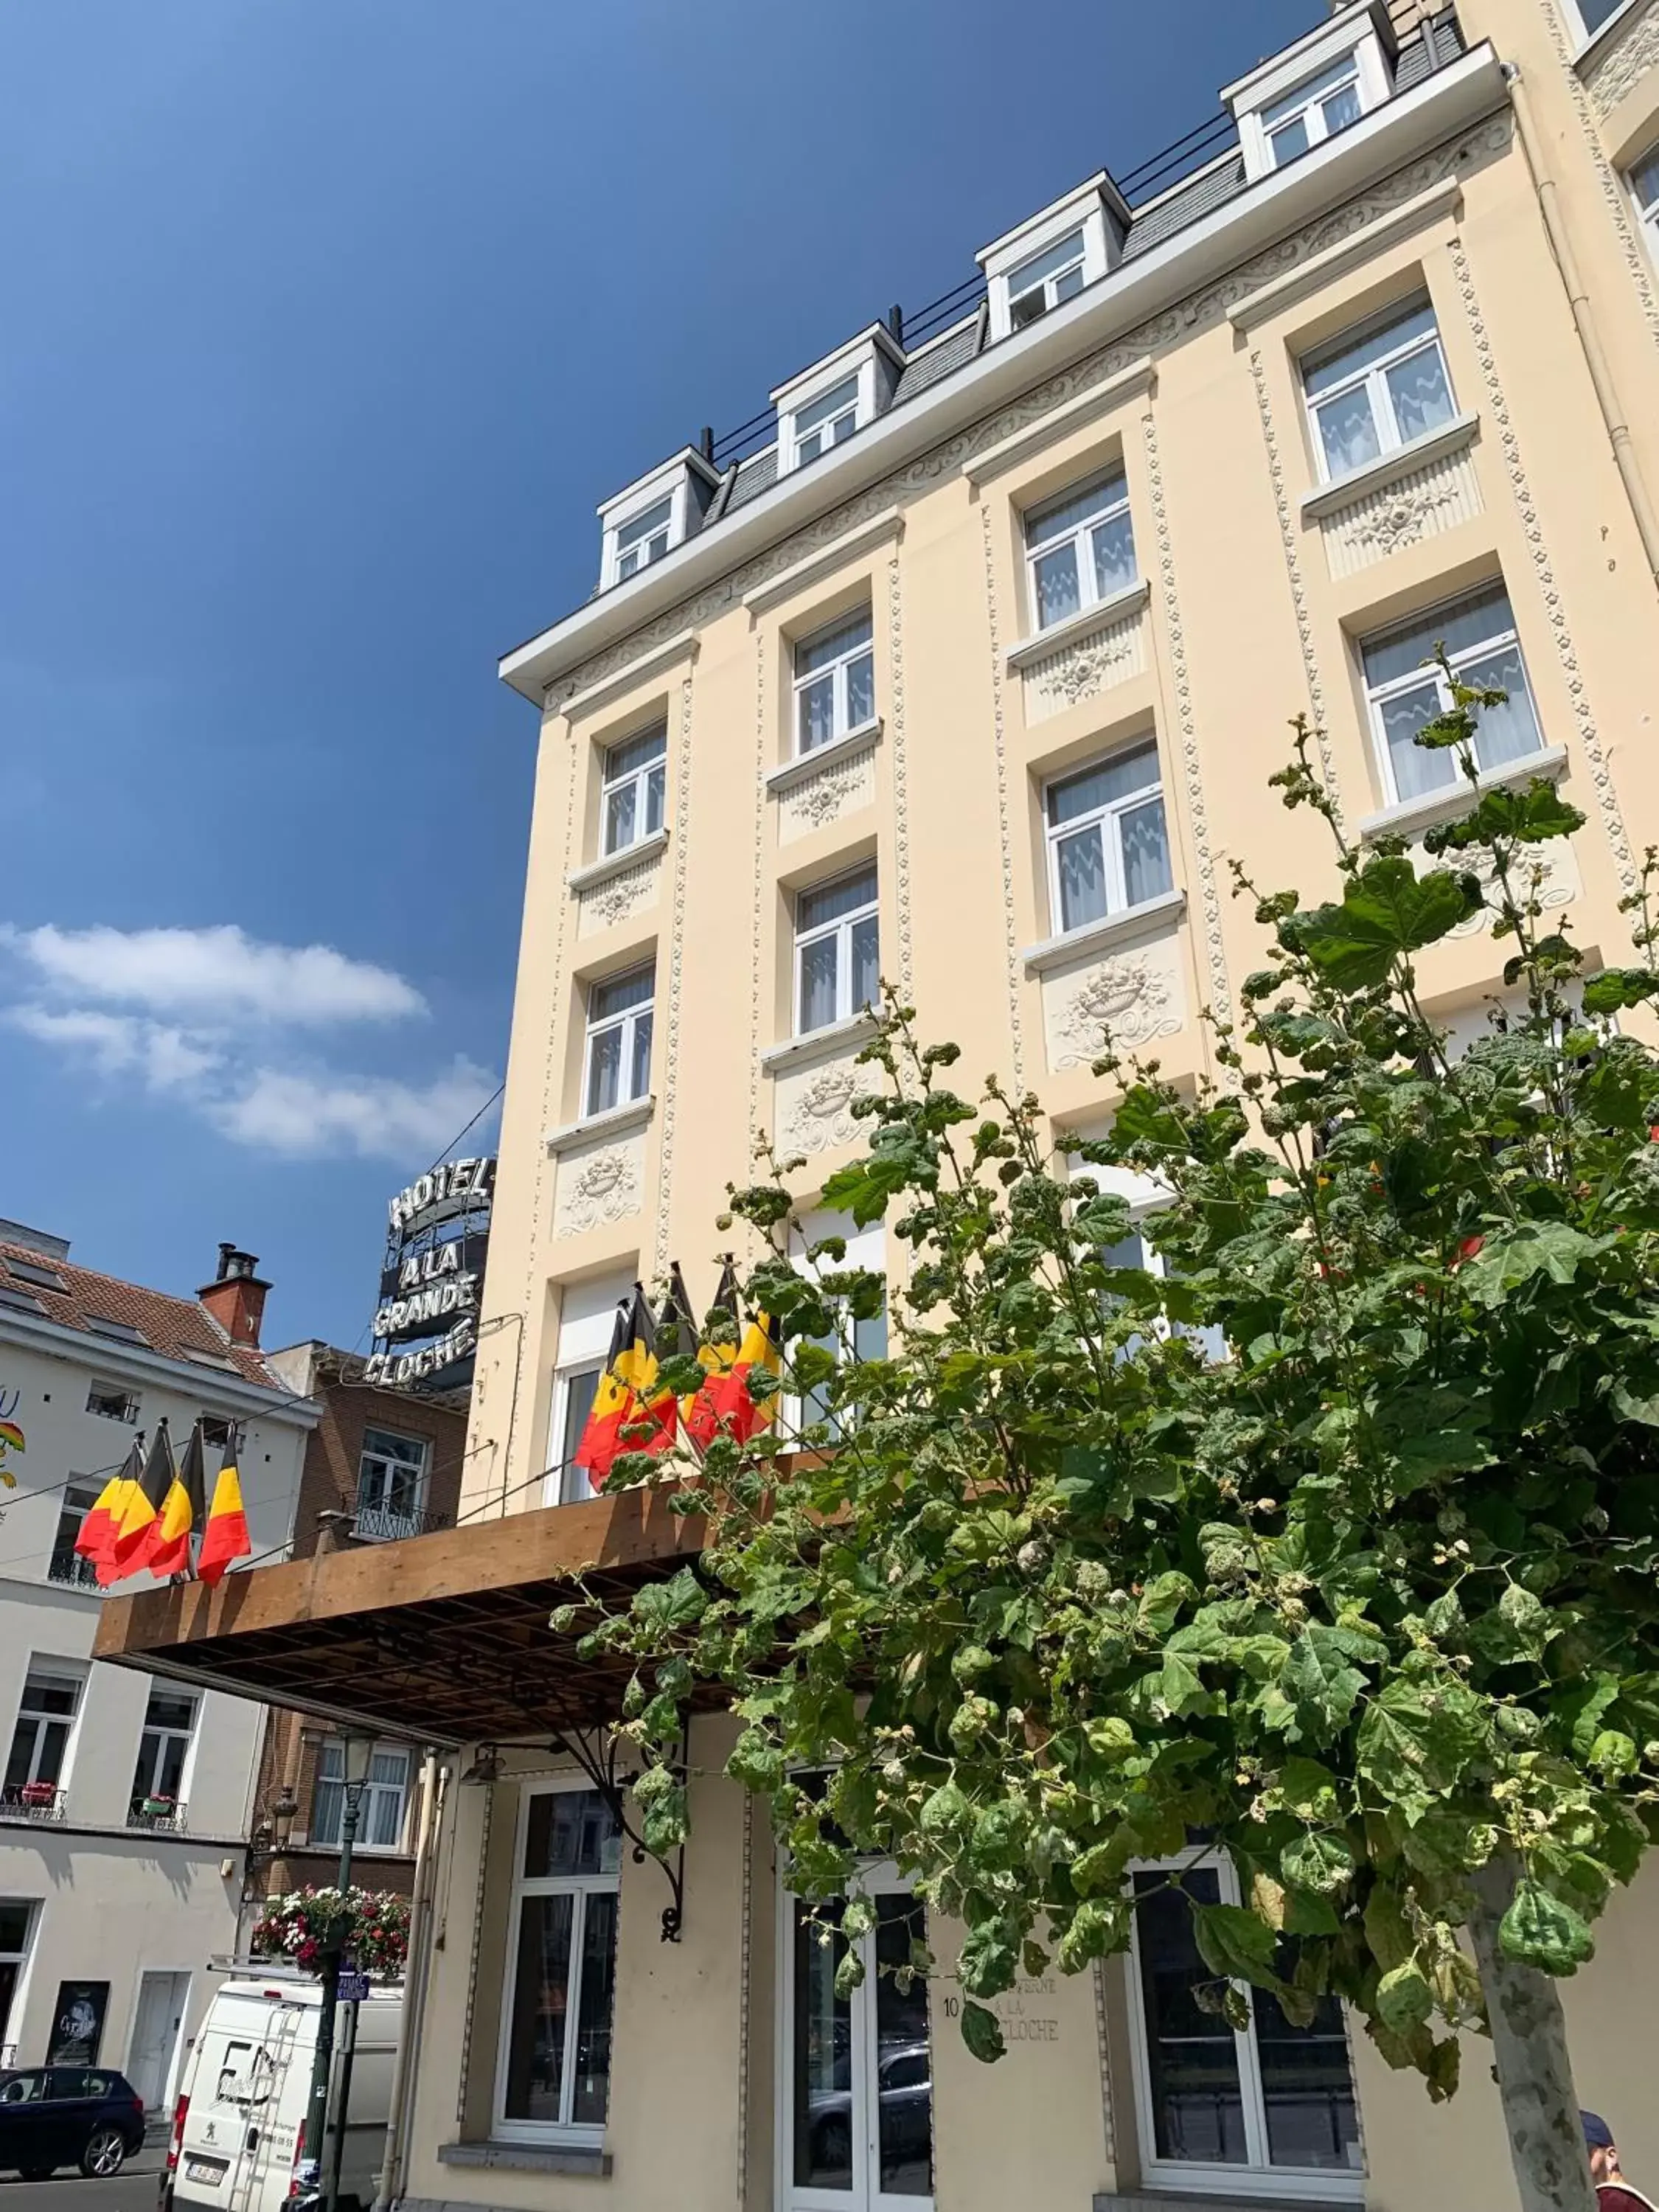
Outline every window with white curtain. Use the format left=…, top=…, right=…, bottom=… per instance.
left=1259, top=52, right=1362, bottom=167
left=793, top=611, right=875, bottom=756
left=1302, top=298, right=1456, bottom=482
left=312, top=1741, right=412, bottom=1851
left=1632, top=146, right=1659, bottom=263
left=1044, top=740, right=1172, bottom=936
left=497, top=1784, right=622, bottom=2140
left=1023, top=471, right=1136, bottom=633
left=1127, top=1848, right=1363, bottom=2197
left=795, top=866, right=879, bottom=1035
left=1361, top=584, right=1543, bottom=806
left=600, top=725, right=667, bottom=856
left=583, top=965, right=655, bottom=1117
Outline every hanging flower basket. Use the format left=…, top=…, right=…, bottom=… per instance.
left=20, top=1781, right=57, bottom=1807
left=251, top=1885, right=411, bottom=1978
left=141, top=1795, right=174, bottom=1818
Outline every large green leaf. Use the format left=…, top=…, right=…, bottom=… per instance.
left=1274, top=1627, right=1371, bottom=1744
left=1192, top=1901, right=1280, bottom=1989
left=1356, top=1680, right=1486, bottom=1820
left=1288, top=855, right=1481, bottom=989
left=1499, top=1880, right=1596, bottom=1975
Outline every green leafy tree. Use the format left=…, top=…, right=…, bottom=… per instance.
left=567, top=671, right=1659, bottom=2212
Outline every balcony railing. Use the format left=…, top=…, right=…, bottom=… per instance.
left=128, top=1798, right=188, bottom=1834
left=0, top=1784, right=66, bottom=1822
left=46, top=1551, right=99, bottom=1591
left=350, top=1495, right=454, bottom=1545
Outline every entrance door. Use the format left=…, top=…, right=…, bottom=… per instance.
left=780, top=1882, right=933, bottom=2212
left=128, top=1972, right=190, bottom=2115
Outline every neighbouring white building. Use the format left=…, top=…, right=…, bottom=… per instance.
left=0, top=1220, right=315, bottom=2112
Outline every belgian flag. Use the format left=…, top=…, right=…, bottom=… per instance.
left=685, top=1261, right=775, bottom=1450
left=197, top=1430, right=251, bottom=1587
left=108, top=1421, right=177, bottom=1579
left=574, top=1284, right=676, bottom=1487
left=145, top=1419, right=207, bottom=1580
left=77, top=1439, right=143, bottom=1583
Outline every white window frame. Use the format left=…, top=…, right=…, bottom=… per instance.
left=1007, top=226, right=1087, bottom=330
left=84, top=1382, right=139, bottom=1423
left=1361, top=589, right=1543, bottom=808
left=550, top=1362, right=604, bottom=1505
left=775, top=1854, right=932, bottom=2212
left=131, top=1687, right=198, bottom=1815
left=1259, top=53, right=1363, bottom=170
left=1023, top=471, right=1137, bottom=636
left=1566, top=0, right=1641, bottom=49
left=494, top=1778, right=623, bottom=2147
left=613, top=497, right=672, bottom=582
left=4, top=1665, right=86, bottom=1798
left=794, top=868, right=879, bottom=1037
left=1301, top=298, right=1456, bottom=484
left=978, top=181, right=1119, bottom=341
left=792, top=611, right=877, bottom=758
left=784, top=1214, right=888, bottom=1443
left=1043, top=741, right=1171, bottom=938
left=596, top=453, right=716, bottom=591
left=311, top=1739, right=412, bottom=1853
left=1228, top=10, right=1392, bottom=184
left=1065, top=1155, right=1226, bottom=1363
left=1631, top=145, right=1659, bottom=265
left=0, top=1902, right=37, bottom=2051
left=599, top=724, right=667, bottom=857
left=772, top=332, right=902, bottom=481
left=354, top=1428, right=430, bottom=1542
left=582, top=964, right=655, bottom=1119
left=792, top=376, right=860, bottom=468
left=1124, top=1844, right=1363, bottom=2202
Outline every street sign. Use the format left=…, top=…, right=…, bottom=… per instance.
left=337, top=1971, right=370, bottom=2004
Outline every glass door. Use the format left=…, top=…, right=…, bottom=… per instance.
left=781, top=1880, right=933, bottom=2212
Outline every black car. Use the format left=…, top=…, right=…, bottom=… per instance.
left=0, top=2066, right=145, bottom=2179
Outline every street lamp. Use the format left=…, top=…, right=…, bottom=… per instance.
left=302, top=1734, right=375, bottom=2212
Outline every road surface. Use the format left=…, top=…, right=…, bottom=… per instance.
left=0, top=2144, right=161, bottom=2212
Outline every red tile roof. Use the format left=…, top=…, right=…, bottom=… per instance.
left=0, top=1239, right=294, bottom=1397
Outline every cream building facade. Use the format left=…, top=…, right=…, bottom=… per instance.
left=100, top=1, right=1659, bottom=2208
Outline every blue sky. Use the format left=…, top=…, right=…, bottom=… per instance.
left=0, top=0, right=1314, bottom=1351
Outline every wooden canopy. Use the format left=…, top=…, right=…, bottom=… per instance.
left=91, top=1491, right=706, bottom=1746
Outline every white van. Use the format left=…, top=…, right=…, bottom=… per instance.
left=162, top=1976, right=403, bottom=2212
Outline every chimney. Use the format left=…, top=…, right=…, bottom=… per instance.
left=198, top=1243, right=271, bottom=1349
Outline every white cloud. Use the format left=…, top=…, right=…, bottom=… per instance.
left=2, top=922, right=495, bottom=1166
left=4, top=922, right=425, bottom=1025
left=208, top=1059, right=498, bottom=1161
left=9, top=1005, right=218, bottom=1091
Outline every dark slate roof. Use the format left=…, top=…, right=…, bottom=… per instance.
left=891, top=311, right=987, bottom=406
left=726, top=445, right=778, bottom=517
left=1121, top=149, right=1248, bottom=261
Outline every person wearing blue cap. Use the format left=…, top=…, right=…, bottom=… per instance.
left=1582, top=2112, right=1658, bottom=2209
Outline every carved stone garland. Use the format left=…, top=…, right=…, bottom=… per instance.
left=1538, top=0, right=1659, bottom=345
left=886, top=552, right=917, bottom=996
left=978, top=502, right=1028, bottom=1091
left=652, top=672, right=697, bottom=1273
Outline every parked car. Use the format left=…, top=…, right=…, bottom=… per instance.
left=162, top=1975, right=403, bottom=2212
left=0, top=2065, right=145, bottom=2179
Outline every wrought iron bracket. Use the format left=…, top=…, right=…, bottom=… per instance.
left=546, top=1719, right=688, bottom=1944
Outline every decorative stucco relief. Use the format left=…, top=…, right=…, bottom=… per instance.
left=1583, top=0, right=1659, bottom=118
left=1020, top=608, right=1145, bottom=723
left=1540, top=0, right=1659, bottom=343
left=1321, top=444, right=1482, bottom=578
left=746, top=631, right=768, bottom=1154
left=554, top=1135, right=644, bottom=1237
left=1141, top=408, right=1235, bottom=1046
left=543, top=114, right=1515, bottom=717
left=651, top=674, right=697, bottom=1273
left=1448, top=236, right=1638, bottom=896
left=978, top=504, right=1028, bottom=1091
left=1045, top=935, right=1186, bottom=1072
left=774, top=1051, right=881, bottom=1156
left=577, top=850, right=662, bottom=935
left=886, top=552, right=916, bottom=995
left=778, top=742, right=877, bottom=843
left=1436, top=835, right=1581, bottom=939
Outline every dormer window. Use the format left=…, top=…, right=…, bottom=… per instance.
left=596, top=448, right=719, bottom=591
left=978, top=175, right=1127, bottom=342
left=773, top=327, right=904, bottom=481
left=793, top=377, right=860, bottom=467
left=1260, top=55, right=1363, bottom=168
left=1009, top=229, right=1087, bottom=330
left=1226, top=3, right=1394, bottom=186
left=615, top=498, right=672, bottom=581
